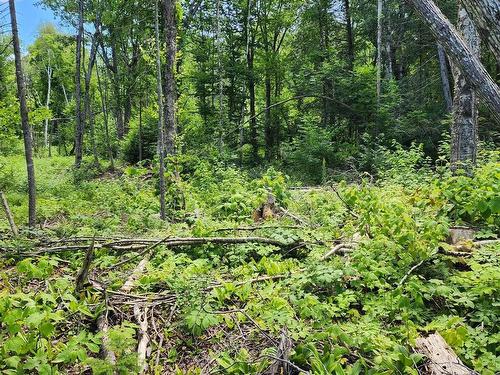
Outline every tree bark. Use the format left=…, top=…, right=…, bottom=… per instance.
left=264, top=71, right=272, bottom=161
left=44, top=63, right=52, bottom=150
left=155, top=0, right=167, bottom=221
left=451, top=6, right=479, bottom=173
left=376, top=0, right=383, bottom=107
left=84, top=34, right=99, bottom=167
left=9, top=0, right=36, bottom=228
left=245, top=0, right=258, bottom=163
left=96, top=65, right=115, bottom=170
left=74, top=0, right=85, bottom=168
left=1, top=191, right=18, bottom=236
left=405, top=0, right=500, bottom=123
left=437, top=43, right=453, bottom=112
left=138, top=100, right=143, bottom=162
left=344, top=0, right=354, bottom=71
left=461, top=0, right=500, bottom=64
left=163, top=0, right=177, bottom=156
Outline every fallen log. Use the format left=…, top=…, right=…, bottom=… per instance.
left=7, top=236, right=300, bottom=258
left=415, top=332, right=476, bottom=374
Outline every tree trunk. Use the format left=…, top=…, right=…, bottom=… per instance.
left=216, top=0, right=224, bottom=153
left=461, top=0, right=500, bottom=64
left=74, top=0, right=84, bottom=168
left=437, top=43, right=453, bottom=112
left=405, top=0, right=500, bottom=123
left=264, top=71, right=272, bottom=161
left=138, top=100, right=143, bottom=162
left=245, top=0, right=258, bottom=163
left=84, top=35, right=99, bottom=167
left=9, top=0, right=36, bottom=228
left=344, top=0, right=354, bottom=71
left=376, top=0, right=383, bottom=106
left=451, top=6, right=479, bottom=173
left=96, top=65, right=115, bottom=170
left=61, top=82, right=69, bottom=105
left=155, top=0, right=167, bottom=221
left=44, top=63, right=52, bottom=150
left=163, top=0, right=177, bottom=156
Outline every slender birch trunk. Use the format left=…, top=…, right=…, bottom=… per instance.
left=44, top=62, right=52, bottom=150
left=376, top=0, right=383, bottom=107
left=74, top=0, right=85, bottom=168
left=9, top=0, right=36, bottom=228
left=155, top=0, right=167, bottom=221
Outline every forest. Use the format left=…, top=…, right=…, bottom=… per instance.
left=0, top=0, right=499, bottom=373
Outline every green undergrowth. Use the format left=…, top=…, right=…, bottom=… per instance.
left=0, top=152, right=499, bottom=374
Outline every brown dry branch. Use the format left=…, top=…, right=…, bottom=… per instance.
left=1, top=191, right=18, bottom=236
left=7, top=236, right=301, bottom=259
left=74, top=237, right=95, bottom=293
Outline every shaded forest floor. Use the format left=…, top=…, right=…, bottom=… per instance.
left=0, top=155, right=499, bottom=374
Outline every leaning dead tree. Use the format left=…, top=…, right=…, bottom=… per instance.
left=461, top=0, right=500, bottom=64
left=405, top=0, right=500, bottom=123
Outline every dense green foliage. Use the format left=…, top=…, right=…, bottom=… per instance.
left=1, top=149, right=499, bottom=373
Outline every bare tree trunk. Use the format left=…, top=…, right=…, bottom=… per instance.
left=451, top=6, right=479, bottom=173
left=1, top=191, right=18, bottom=236
left=344, top=0, right=354, bottom=71
left=405, top=0, right=500, bottom=122
left=138, top=100, right=143, bottom=162
left=216, top=0, right=224, bottom=153
left=84, top=34, right=99, bottom=167
left=9, top=0, right=36, bottom=228
left=61, top=82, right=69, bottom=105
left=163, top=0, right=177, bottom=156
left=44, top=63, right=52, bottom=150
left=376, top=0, right=383, bottom=106
left=461, top=0, right=500, bottom=64
left=245, top=0, right=258, bottom=163
left=264, top=71, right=272, bottom=161
left=96, top=65, right=115, bottom=170
left=437, top=43, right=453, bottom=112
left=74, top=0, right=85, bottom=168
left=155, top=0, right=167, bottom=221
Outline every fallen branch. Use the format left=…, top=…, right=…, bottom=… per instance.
left=213, top=224, right=305, bottom=232
left=94, top=254, right=154, bottom=365
left=1, top=191, right=18, bottom=236
left=321, top=233, right=362, bottom=260
left=75, top=238, right=95, bottom=294
left=134, top=305, right=150, bottom=374
left=7, top=236, right=301, bottom=259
